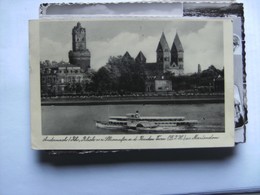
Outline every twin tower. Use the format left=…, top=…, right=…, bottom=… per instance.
left=156, top=32, right=184, bottom=75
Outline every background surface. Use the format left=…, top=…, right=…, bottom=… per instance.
left=0, top=0, right=259, bottom=194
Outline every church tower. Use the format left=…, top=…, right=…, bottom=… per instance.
left=171, top=33, right=184, bottom=74
left=156, top=32, right=171, bottom=73
left=69, top=22, right=91, bottom=72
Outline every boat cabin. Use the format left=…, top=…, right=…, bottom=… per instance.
left=126, top=113, right=140, bottom=119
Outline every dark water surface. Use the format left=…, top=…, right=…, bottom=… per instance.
left=42, top=103, right=224, bottom=135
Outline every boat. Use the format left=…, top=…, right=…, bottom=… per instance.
left=95, top=112, right=198, bottom=132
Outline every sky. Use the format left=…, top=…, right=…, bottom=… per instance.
left=46, top=3, right=183, bottom=16
left=183, top=3, right=231, bottom=10
left=40, top=19, right=224, bottom=73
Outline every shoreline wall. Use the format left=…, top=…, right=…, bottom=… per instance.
left=41, top=96, right=224, bottom=106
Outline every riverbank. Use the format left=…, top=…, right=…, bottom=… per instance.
left=41, top=95, right=224, bottom=106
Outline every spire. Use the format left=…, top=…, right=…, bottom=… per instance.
left=123, top=51, right=132, bottom=59
left=122, top=51, right=134, bottom=63
left=172, top=32, right=184, bottom=52
left=156, top=32, right=170, bottom=52
left=135, top=51, right=146, bottom=63
left=198, top=64, right=201, bottom=74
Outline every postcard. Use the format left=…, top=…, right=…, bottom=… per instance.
left=30, top=18, right=234, bottom=150
left=183, top=2, right=246, bottom=142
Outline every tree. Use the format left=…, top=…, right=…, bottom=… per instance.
left=93, top=67, right=117, bottom=94
left=92, top=55, right=146, bottom=94
left=201, top=65, right=221, bottom=78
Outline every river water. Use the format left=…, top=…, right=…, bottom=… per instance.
left=42, top=103, right=224, bottom=135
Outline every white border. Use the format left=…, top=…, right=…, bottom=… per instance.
left=30, top=18, right=234, bottom=150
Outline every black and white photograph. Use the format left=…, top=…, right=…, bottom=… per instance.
left=30, top=18, right=234, bottom=149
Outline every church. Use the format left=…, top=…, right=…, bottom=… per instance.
left=122, top=31, right=184, bottom=92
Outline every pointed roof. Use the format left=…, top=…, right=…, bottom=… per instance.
left=123, top=51, right=132, bottom=59
left=198, top=64, right=201, bottom=73
left=122, top=51, right=134, bottom=62
left=156, top=32, right=170, bottom=52
left=135, top=51, right=146, bottom=62
left=172, top=33, right=184, bottom=52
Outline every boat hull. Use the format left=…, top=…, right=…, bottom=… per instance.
left=135, top=126, right=198, bottom=132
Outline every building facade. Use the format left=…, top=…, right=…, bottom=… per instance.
left=40, top=62, right=86, bottom=95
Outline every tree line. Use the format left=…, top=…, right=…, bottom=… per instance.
left=40, top=57, right=224, bottom=96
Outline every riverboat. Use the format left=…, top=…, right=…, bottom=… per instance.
left=95, top=112, right=198, bottom=132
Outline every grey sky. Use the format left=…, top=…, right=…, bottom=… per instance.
left=40, top=19, right=224, bottom=73
left=183, top=3, right=231, bottom=10
left=46, top=3, right=183, bottom=16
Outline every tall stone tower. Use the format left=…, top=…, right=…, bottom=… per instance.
left=171, top=33, right=184, bottom=74
left=156, top=32, right=171, bottom=73
left=69, top=22, right=91, bottom=72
